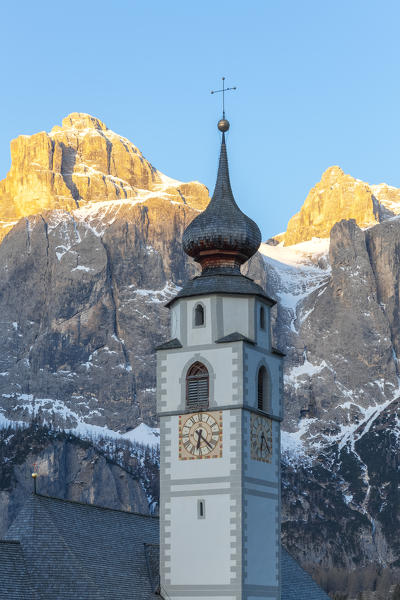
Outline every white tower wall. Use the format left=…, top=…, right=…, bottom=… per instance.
left=158, top=292, right=282, bottom=600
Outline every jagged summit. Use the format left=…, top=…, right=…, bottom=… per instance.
left=53, top=112, right=108, bottom=132
left=0, top=113, right=210, bottom=242
left=278, top=165, right=400, bottom=246
left=319, top=165, right=344, bottom=183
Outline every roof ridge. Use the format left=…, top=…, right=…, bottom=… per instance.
left=34, top=493, right=159, bottom=519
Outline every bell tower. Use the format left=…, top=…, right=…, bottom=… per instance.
left=157, top=116, right=283, bottom=600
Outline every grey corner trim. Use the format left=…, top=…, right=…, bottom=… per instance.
left=215, top=295, right=224, bottom=340
left=167, top=475, right=239, bottom=485
left=245, top=489, right=278, bottom=500
left=248, top=295, right=255, bottom=341
left=181, top=300, right=188, bottom=346
left=165, top=584, right=242, bottom=594
left=166, top=290, right=276, bottom=309
left=158, top=403, right=283, bottom=422
left=243, top=584, right=280, bottom=594
left=156, top=340, right=285, bottom=358
left=244, top=476, right=279, bottom=489
left=169, top=488, right=234, bottom=497
left=154, top=340, right=283, bottom=355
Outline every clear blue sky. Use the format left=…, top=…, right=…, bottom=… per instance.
left=1, top=0, right=400, bottom=240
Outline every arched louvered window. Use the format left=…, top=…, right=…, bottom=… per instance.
left=186, top=362, right=209, bottom=410
left=257, top=366, right=269, bottom=411
left=260, top=306, right=265, bottom=330
left=194, top=304, right=205, bottom=326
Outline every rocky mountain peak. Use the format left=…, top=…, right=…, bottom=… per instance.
left=281, top=166, right=400, bottom=246
left=319, top=165, right=345, bottom=184
left=0, top=113, right=210, bottom=242
left=58, top=112, right=108, bottom=131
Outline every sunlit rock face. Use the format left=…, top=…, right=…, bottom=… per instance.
left=0, top=114, right=210, bottom=432
left=281, top=166, right=400, bottom=246
left=0, top=112, right=209, bottom=241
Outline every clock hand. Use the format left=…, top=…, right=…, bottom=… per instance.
left=197, top=429, right=213, bottom=449
left=196, top=429, right=202, bottom=450
left=261, top=433, right=271, bottom=453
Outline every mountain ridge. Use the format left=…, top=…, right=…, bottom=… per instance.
left=275, top=164, right=400, bottom=246
left=0, top=112, right=209, bottom=242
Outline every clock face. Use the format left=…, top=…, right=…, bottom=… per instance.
left=250, top=413, right=273, bottom=463
left=179, top=411, right=223, bottom=460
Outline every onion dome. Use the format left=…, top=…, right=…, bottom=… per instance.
left=182, top=121, right=261, bottom=273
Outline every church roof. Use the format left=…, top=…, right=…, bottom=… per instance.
left=3, top=494, right=159, bottom=600
left=182, top=131, right=261, bottom=270
left=166, top=269, right=275, bottom=307
left=0, top=540, right=32, bottom=599
left=1, top=493, right=329, bottom=600
left=281, top=548, right=330, bottom=600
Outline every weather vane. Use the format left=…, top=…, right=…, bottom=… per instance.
left=211, top=77, right=237, bottom=120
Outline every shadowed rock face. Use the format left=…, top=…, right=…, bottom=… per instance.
left=261, top=216, right=400, bottom=595
left=0, top=202, right=202, bottom=431
left=0, top=425, right=150, bottom=538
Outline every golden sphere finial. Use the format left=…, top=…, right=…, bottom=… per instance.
left=218, top=118, right=230, bottom=132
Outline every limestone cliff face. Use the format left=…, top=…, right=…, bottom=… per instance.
left=0, top=112, right=209, bottom=241
left=261, top=217, right=400, bottom=595
left=282, top=166, right=400, bottom=246
left=0, top=425, right=150, bottom=538
left=0, top=113, right=210, bottom=433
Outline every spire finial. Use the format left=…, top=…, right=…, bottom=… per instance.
left=182, top=83, right=261, bottom=272
left=211, top=76, right=237, bottom=132
left=32, top=463, right=38, bottom=494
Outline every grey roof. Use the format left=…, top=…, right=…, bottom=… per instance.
left=2, top=494, right=329, bottom=600
left=4, top=494, right=159, bottom=600
left=272, top=346, right=286, bottom=357
left=0, top=540, right=33, bottom=599
left=182, top=132, right=261, bottom=264
left=155, top=338, right=182, bottom=351
left=166, top=270, right=276, bottom=307
left=215, top=332, right=255, bottom=344
left=281, top=548, right=330, bottom=600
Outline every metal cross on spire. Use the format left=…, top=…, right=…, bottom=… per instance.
left=211, top=77, right=237, bottom=119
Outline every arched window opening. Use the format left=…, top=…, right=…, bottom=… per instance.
left=186, top=362, right=209, bottom=410
left=194, top=304, right=205, bottom=326
left=257, top=366, right=269, bottom=411
left=260, top=306, right=265, bottom=330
